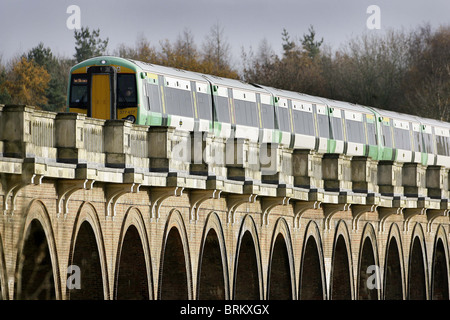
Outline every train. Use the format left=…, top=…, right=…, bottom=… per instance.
left=67, top=55, right=450, bottom=168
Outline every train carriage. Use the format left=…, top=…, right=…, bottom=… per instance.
left=67, top=55, right=450, bottom=176
left=417, top=117, right=450, bottom=167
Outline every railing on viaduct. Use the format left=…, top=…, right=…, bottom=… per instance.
left=0, top=104, right=449, bottom=300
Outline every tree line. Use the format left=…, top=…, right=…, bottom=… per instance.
left=0, top=23, right=449, bottom=122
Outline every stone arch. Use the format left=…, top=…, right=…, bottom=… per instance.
left=197, top=211, right=229, bottom=300
left=408, top=223, right=429, bottom=300
left=299, top=220, right=326, bottom=300
left=384, top=223, right=406, bottom=300
left=159, top=209, right=192, bottom=300
left=114, top=206, right=152, bottom=300
left=233, top=214, right=263, bottom=300
left=330, top=220, right=354, bottom=300
left=14, top=199, right=60, bottom=300
left=431, top=225, right=449, bottom=300
left=68, top=201, right=109, bottom=300
left=357, top=222, right=381, bottom=300
left=267, top=217, right=296, bottom=300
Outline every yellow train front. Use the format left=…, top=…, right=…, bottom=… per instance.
left=67, top=56, right=139, bottom=123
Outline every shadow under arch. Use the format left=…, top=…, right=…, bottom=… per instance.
left=68, top=201, right=109, bottom=300
left=431, top=224, right=449, bottom=300
left=357, top=222, right=381, bottom=300
left=384, top=222, right=406, bottom=300
left=267, top=217, right=296, bottom=300
left=408, top=223, right=429, bottom=300
left=330, top=220, right=354, bottom=300
left=114, top=206, right=152, bottom=300
left=197, top=211, right=229, bottom=300
left=233, top=214, right=263, bottom=300
left=14, top=199, right=60, bottom=300
left=299, top=220, right=327, bottom=300
left=159, top=209, right=192, bottom=300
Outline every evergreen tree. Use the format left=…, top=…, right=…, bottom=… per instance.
left=74, top=27, right=109, bottom=63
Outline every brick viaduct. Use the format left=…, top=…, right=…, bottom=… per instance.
left=0, top=104, right=449, bottom=300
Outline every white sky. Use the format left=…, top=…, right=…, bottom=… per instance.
left=1, top=0, right=449, bottom=69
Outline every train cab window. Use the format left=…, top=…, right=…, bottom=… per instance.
left=117, top=74, right=137, bottom=108
left=196, top=82, right=212, bottom=121
left=214, top=87, right=231, bottom=124
left=393, top=120, right=411, bottom=150
left=69, top=74, right=88, bottom=108
left=233, top=89, right=258, bottom=127
left=292, top=101, right=314, bottom=136
left=260, top=94, right=276, bottom=129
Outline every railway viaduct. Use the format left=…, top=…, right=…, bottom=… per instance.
left=0, top=104, right=449, bottom=300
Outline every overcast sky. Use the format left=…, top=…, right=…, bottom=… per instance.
left=1, top=0, right=449, bottom=68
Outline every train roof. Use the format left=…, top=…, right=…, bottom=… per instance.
left=318, top=97, right=371, bottom=114
left=254, top=84, right=326, bottom=106
left=369, top=106, right=422, bottom=123
left=129, top=59, right=208, bottom=82
left=201, top=74, right=268, bottom=94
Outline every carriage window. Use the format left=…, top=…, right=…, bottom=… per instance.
left=69, top=74, right=88, bottom=108
left=214, top=95, right=230, bottom=123
left=234, top=99, right=258, bottom=127
left=436, top=134, right=450, bottom=156
left=423, top=132, right=434, bottom=153
left=317, top=114, right=330, bottom=138
left=393, top=128, right=411, bottom=150
left=278, top=107, right=290, bottom=132
left=331, top=117, right=344, bottom=141
left=261, top=102, right=276, bottom=129
left=366, top=122, right=377, bottom=146
left=145, top=79, right=162, bottom=113
left=381, top=122, right=393, bottom=148
left=164, top=77, right=194, bottom=117
left=117, top=74, right=137, bottom=108
left=413, top=131, right=422, bottom=152
left=196, top=83, right=212, bottom=120
left=293, top=109, right=314, bottom=136
left=345, top=119, right=365, bottom=144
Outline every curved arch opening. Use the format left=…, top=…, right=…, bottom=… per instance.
left=432, top=238, right=449, bottom=300
left=69, top=221, right=104, bottom=300
left=409, top=237, right=426, bottom=300
left=234, top=231, right=260, bottom=300
left=331, top=235, right=352, bottom=300
left=15, top=219, right=55, bottom=300
left=358, top=237, right=379, bottom=300
left=268, top=233, right=292, bottom=300
left=198, top=229, right=225, bottom=300
left=116, top=225, right=149, bottom=300
left=160, top=227, right=188, bottom=300
left=384, top=238, right=403, bottom=300
left=299, top=236, right=324, bottom=300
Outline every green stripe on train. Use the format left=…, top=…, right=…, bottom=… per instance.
left=147, top=112, right=163, bottom=126
left=327, top=139, right=337, bottom=153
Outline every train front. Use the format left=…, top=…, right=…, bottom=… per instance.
left=67, top=56, right=140, bottom=123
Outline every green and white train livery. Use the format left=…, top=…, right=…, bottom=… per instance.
left=67, top=56, right=450, bottom=182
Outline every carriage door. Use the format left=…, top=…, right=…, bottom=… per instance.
left=88, top=66, right=117, bottom=120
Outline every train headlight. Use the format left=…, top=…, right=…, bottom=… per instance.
left=124, top=115, right=136, bottom=123
left=100, top=59, right=107, bottom=64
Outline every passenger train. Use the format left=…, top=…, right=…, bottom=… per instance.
left=67, top=56, right=450, bottom=169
